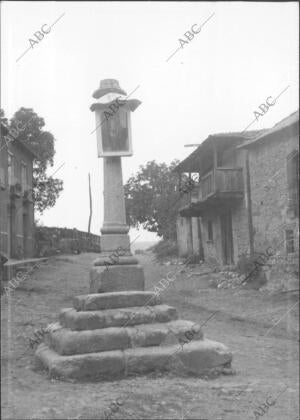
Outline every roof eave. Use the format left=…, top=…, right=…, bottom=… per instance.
left=239, top=120, right=299, bottom=149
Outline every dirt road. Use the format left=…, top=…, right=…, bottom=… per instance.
left=1, top=253, right=299, bottom=419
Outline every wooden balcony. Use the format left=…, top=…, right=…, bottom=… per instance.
left=179, top=167, right=244, bottom=216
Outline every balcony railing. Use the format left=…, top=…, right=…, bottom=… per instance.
left=178, top=167, right=244, bottom=208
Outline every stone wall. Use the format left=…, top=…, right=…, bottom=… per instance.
left=0, top=141, right=35, bottom=258
left=248, top=130, right=299, bottom=254
left=35, top=226, right=101, bottom=256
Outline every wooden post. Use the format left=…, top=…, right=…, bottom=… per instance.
left=212, top=139, right=218, bottom=193
left=245, top=151, right=254, bottom=257
left=88, top=173, right=92, bottom=234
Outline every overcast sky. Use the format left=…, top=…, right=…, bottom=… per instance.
left=1, top=1, right=298, bottom=242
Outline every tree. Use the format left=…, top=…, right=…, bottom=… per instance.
left=124, top=160, right=182, bottom=241
left=1, top=107, right=63, bottom=213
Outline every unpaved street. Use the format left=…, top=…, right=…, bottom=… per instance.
left=1, top=253, right=299, bottom=419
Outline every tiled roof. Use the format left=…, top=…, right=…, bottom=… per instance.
left=173, top=130, right=263, bottom=173
left=211, top=130, right=265, bottom=139
left=239, top=110, right=299, bottom=148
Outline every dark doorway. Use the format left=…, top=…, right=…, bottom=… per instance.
left=197, top=217, right=204, bottom=260
left=220, top=210, right=234, bottom=265
left=23, top=212, right=29, bottom=258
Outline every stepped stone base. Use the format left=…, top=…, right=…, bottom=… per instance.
left=36, top=339, right=232, bottom=381
left=35, top=291, right=233, bottom=381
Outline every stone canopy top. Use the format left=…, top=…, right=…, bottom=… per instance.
left=90, top=94, right=141, bottom=113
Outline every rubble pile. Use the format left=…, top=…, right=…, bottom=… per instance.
left=209, top=269, right=246, bottom=289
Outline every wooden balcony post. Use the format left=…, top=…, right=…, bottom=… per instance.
left=213, top=140, right=217, bottom=193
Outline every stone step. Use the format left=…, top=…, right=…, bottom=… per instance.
left=46, top=320, right=203, bottom=355
left=59, top=304, right=178, bottom=331
left=35, top=338, right=232, bottom=381
left=73, top=291, right=161, bottom=311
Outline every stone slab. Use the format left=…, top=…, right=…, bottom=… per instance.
left=46, top=320, right=203, bottom=355
left=125, top=319, right=203, bottom=348
left=73, top=291, right=161, bottom=311
left=59, top=305, right=178, bottom=330
left=93, top=255, right=139, bottom=266
left=46, top=326, right=129, bottom=355
left=35, top=338, right=232, bottom=380
left=124, top=339, right=232, bottom=376
left=35, top=344, right=125, bottom=380
left=89, top=265, right=145, bottom=293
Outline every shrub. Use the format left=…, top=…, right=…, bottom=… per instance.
left=149, top=240, right=178, bottom=259
left=134, top=249, right=145, bottom=255
left=236, top=252, right=266, bottom=285
left=185, top=253, right=200, bottom=265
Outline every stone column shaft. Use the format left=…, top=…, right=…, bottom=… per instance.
left=101, top=157, right=128, bottom=235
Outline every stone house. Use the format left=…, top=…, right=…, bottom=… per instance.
left=174, top=110, right=299, bottom=268
left=239, top=110, right=299, bottom=258
left=0, top=123, right=38, bottom=258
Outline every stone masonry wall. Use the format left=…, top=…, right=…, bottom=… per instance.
left=248, top=130, right=299, bottom=255
left=0, top=141, right=34, bottom=258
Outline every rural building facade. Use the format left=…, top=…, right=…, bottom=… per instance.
left=0, top=123, right=37, bottom=259
left=174, top=110, right=299, bottom=268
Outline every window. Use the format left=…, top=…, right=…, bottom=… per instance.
left=287, top=150, right=299, bottom=216
left=285, top=230, right=295, bottom=254
left=207, top=220, right=213, bottom=241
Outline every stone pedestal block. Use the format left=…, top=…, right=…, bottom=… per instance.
left=100, top=234, right=130, bottom=252
left=90, top=265, right=145, bottom=293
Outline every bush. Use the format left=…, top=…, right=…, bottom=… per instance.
left=236, top=252, right=266, bottom=286
left=134, top=249, right=145, bottom=255
left=236, top=253, right=258, bottom=276
left=185, top=253, right=200, bottom=265
left=149, top=240, right=178, bottom=259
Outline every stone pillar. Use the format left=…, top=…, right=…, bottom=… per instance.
left=100, top=156, right=130, bottom=249
left=89, top=79, right=144, bottom=293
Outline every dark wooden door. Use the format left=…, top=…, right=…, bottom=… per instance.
left=220, top=210, right=234, bottom=265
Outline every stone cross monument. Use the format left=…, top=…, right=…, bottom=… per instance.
left=35, top=79, right=232, bottom=382
left=89, top=79, right=145, bottom=293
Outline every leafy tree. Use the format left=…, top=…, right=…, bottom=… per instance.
left=1, top=107, right=63, bottom=213
left=124, top=160, right=183, bottom=240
